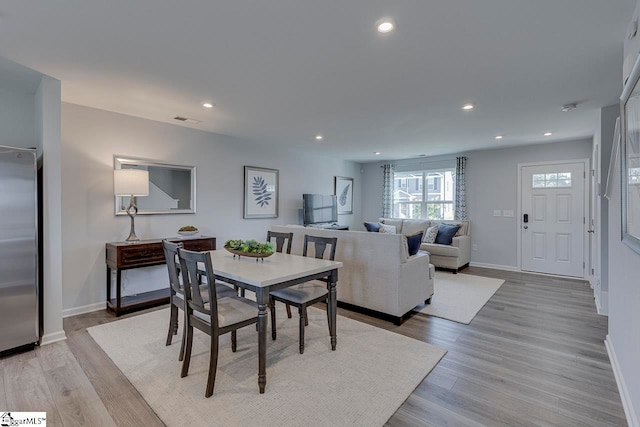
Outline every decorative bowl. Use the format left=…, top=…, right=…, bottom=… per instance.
left=225, top=247, right=274, bottom=259
left=178, top=230, right=198, bottom=236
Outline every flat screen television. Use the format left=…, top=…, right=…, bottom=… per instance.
left=303, top=194, right=338, bottom=225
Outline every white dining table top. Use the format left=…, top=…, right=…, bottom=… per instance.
left=207, top=250, right=343, bottom=288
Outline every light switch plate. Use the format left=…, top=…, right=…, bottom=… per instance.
left=503, top=210, right=514, bottom=217
left=493, top=210, right=502, bottom=217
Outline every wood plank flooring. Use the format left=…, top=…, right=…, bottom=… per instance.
left=0, top=267, right=626, bottom=426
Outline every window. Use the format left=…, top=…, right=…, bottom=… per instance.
left=532, top=172, right=572, bottom=188
left=393, top=169, right=455, bottom=220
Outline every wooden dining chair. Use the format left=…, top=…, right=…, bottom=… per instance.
left=269, top=235, right=337, bottom=354
left=266, top=231, right=294, bottom=317
left=162, top=240, right=236, bottom=362
left=178, top=248, right=259, bottom=398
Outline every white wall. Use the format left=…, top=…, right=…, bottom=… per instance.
left=37, top=76, right=65, bottom=345
left=61, top=103, right=361, bottom=313
left=0, top=87, right=36, bottom=150
left=361, top=139, right=592, bottom=269
left=604, top=4, right=640, bottom=426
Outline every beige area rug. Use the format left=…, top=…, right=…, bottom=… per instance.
left=415, top=272, right=505, bottom=324
left=88, top=306, right=446, bottom=427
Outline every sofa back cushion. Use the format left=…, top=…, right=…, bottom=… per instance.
left=400, top=219, right=430, bottom=236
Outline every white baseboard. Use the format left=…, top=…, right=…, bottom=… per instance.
left=595, top=291, right=608, bottom=316
left=605, top=336, right=639, bottom=427
left=468, top=262, right=519, bottom=272
left=63, top=302, right=105, bottom=318
left=40, top=330, right=67, bottom=346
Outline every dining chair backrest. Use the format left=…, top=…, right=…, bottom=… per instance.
left=178, top=248, right=218, bottom=327
left=267, top=231, right=293, bottom=254
left=162, top=240, right=184, bottom=295
left=302, top=235, right=338, bottom=261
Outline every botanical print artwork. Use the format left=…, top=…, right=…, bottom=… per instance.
left=252, top=176, right=271, bottom=207
left=244, top=166, right=278, bottom=218
left=334, top=176, right=353, bottom=214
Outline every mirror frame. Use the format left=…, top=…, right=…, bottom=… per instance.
left=620, top=54, right=640, bottom=255
left=114, top=155, right=196, bottom=215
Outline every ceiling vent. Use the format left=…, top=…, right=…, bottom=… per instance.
left=173, top=116, right=201, bottom=124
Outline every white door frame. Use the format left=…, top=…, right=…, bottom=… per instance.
left=516, top=158, right=590, bottom=278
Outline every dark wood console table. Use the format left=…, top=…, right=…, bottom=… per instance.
left=105, top=237, right=216, bottom=316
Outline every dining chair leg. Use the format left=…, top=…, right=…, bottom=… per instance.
left=205, top=337, right=219, bottom=398
left=286, top=303, right=292, bottom=318
left=298, top=306, right=305, bottom=354
left=166, top=303, right=178, bottom=346
left=178, top=309, right=187, bottom=362
left=270, top=297, right=277, bottom=340
left=180, top=322, right=194, bottom=378
left=231, top=330, right=237, bottom=352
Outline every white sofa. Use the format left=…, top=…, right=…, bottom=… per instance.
left=271, top=225, right=434, bottom=324
left=378, top=218, right=471, bottom=273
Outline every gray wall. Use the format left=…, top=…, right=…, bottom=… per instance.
left=61, top=103, right=361, bottom=312
left=361, top=139, right=592, bottom=269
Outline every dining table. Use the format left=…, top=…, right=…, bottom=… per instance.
left=206, top=249, right=343, bottom=394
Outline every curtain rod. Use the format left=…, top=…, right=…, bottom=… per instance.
left=379, top=156, right=459, bottom=168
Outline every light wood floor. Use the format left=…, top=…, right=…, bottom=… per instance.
left=0, top=267, right=626, bottom=426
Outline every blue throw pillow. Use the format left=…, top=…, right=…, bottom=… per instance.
left=406, top=232, right=423, bottom=256
left=435, top=224, right=460, bottom=245
left=363, top=221, right=381, bottom=232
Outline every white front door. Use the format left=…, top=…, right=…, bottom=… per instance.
left=521, top=162, right=586, bottom=277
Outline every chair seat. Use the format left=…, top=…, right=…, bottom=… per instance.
left=175, top=282, right=236, bottom=302
left=193, top=296, right=257, bottom=328
left=270, top=281, right=328, bottom=305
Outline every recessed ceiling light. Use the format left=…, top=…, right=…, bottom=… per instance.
left=376, top=18, right=396, bottom=33
left=462, top=104, right=474, bottom=110
left=561, top=103, right=577, bottom=112
left=202, top=103, right=213, bottom=108
left=315, top=135, right=323, bottom=140
left=544, top=132, right=553, bottom=136
left=374, top=152, right=381, bottom=155
left=495, top=135, right=504, bottom=140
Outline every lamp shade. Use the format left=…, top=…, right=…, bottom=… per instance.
left=114, top=169, right=149, bottom=196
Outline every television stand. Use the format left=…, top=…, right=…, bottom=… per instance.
left=307, top=223, right=349, bottom=231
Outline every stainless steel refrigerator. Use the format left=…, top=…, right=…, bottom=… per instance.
left=0, top=145, right=39, bottom=353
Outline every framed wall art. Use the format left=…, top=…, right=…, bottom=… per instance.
left=244, top=166, right=279, bottom=219
left=334, top=176, right=354, bottom=215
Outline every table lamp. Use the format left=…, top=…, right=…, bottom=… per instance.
left=114, top=169, right=149, bottom=242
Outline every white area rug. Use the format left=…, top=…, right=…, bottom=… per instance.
left=415, top=272, right=505, bottom=324
left=88, top=306, right=446, bottom=427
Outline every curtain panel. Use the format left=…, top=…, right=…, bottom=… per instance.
left=454, top=156, right=467, bottom=220
left=382, top=164, right=394, bottom=217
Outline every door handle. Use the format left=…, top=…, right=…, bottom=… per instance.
left=523, top=225, right=528, bottom=230
left=588, top=229, right=595, bottom=234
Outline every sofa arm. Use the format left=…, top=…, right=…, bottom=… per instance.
left=398, top=252, right=432, bottom=315
left=452, top=235, right=471, bottom=266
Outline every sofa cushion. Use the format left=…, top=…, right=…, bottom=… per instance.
left=401, top=219, right=430, bottom=236
left=421, top=242, right=460, bottom=257
left=423, top=225, right=439, bottom=243
left=435, top=224, right=460, bottom=245
left=431, top=220, right=469, bottom=237
left=379, top=223, right=397, bottom=234
left=363, top=221, right=381, bottom=232
left=379, top=218, right=404, bottom=234
left=406, top=232, right=423, bottom=256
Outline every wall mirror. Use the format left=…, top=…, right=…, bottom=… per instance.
left=114, top=156, right=196, bottom=215
left=620, top=55, right=640, bottom=254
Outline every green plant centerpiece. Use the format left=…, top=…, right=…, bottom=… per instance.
left=224, top=239, right=275, bottom=261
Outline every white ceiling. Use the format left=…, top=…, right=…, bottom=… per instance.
left=0, top=1, right=634, bottom=162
